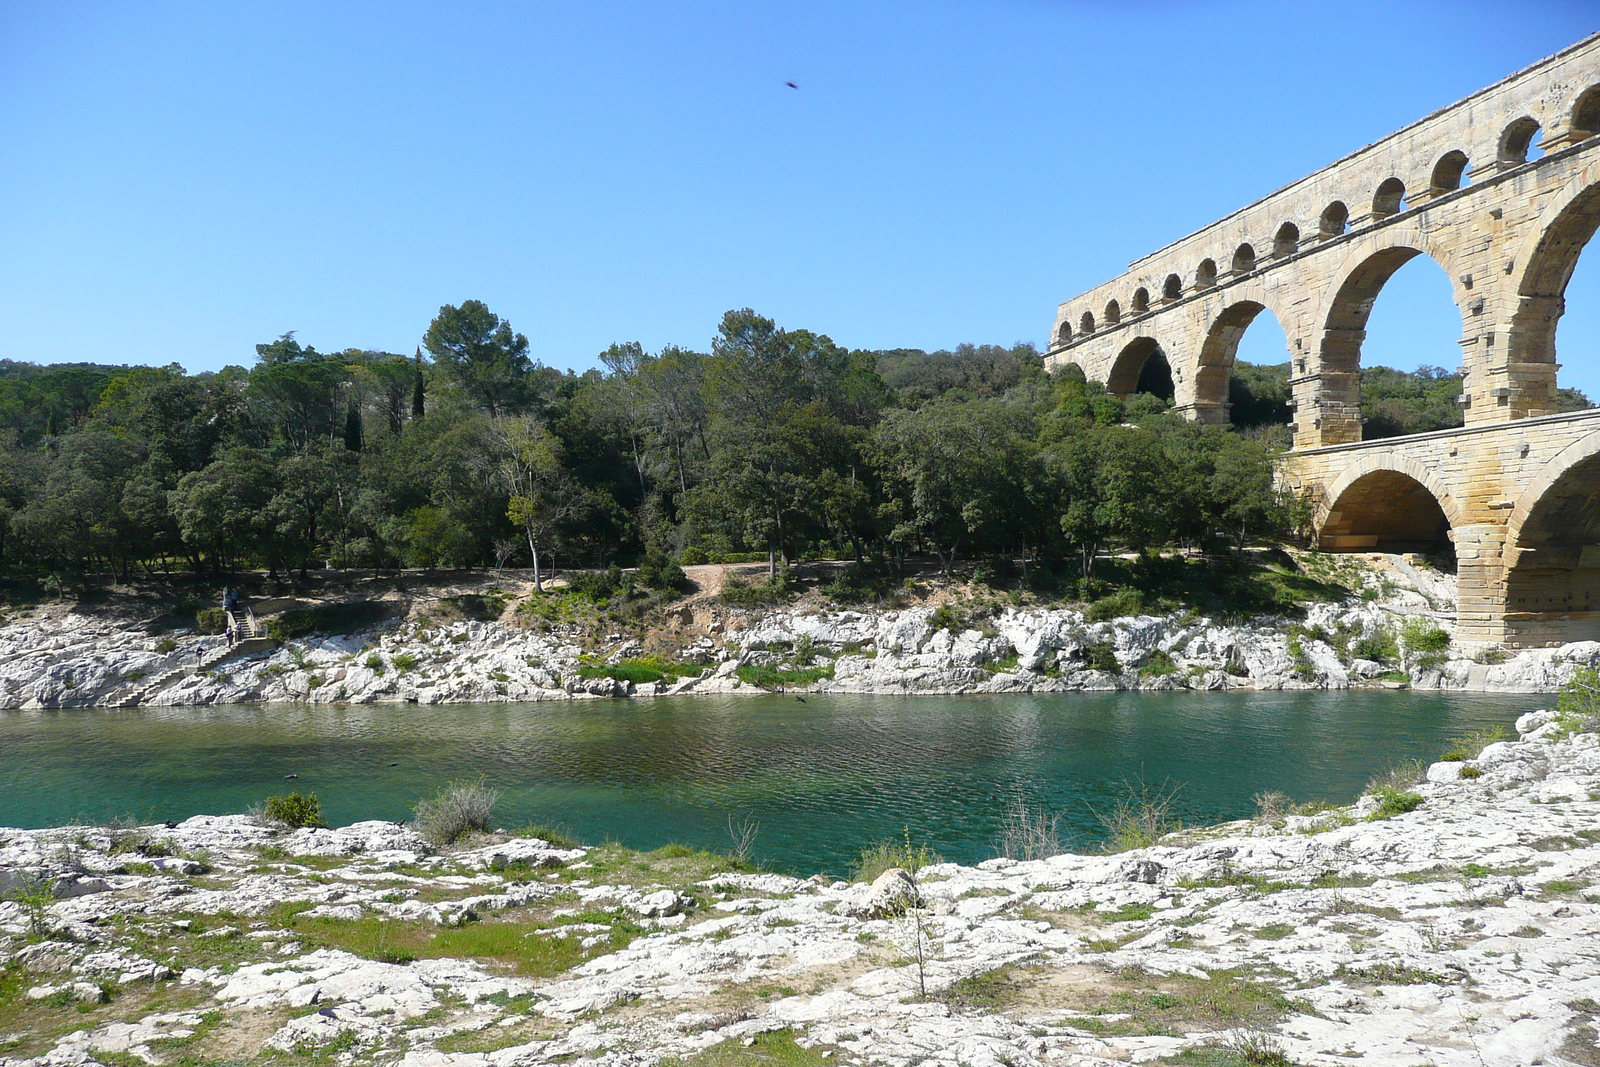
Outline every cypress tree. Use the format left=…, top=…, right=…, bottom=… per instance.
left=344, top=402, right=364, bottom=452
left=411, top=347, right=426, bottom=419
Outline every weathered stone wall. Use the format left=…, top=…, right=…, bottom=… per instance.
left=1044, top=36, right=1600, bottom=451
left=1283, top=408, right=1600, bottom=645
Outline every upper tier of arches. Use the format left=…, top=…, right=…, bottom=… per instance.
left=1050, top=49, right=1600, bottom=351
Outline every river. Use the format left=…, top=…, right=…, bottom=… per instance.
left=0, top=690, right=1542, bottom=874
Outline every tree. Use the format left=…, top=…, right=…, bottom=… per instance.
left=491, top=416, right=588, bottom=591
left=872, top=399, right=1031, bottom=574
left=169, top=448, right=278, bottom=576
left=423, top=301, right=533, bottom=417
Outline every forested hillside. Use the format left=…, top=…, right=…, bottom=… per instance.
left=1, top=304, right=1582, bottom=590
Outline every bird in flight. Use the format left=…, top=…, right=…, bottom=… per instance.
left=785, top=81, right=798, bottom=89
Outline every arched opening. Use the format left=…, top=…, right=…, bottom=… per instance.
left=1508, top=180, right=1600, bottom=412
left=1231, top=243, right=1256, bottom=274
left=1104, top=299, right=1121, bottom=326
left=1162, top=273, right=1182, bottom=300
left=1196, top=300, right=1292, bottom=429
left=1320, top=469, right=1454, bottom=562
left=1105, top=337, right=1174, bottom=403
left=1372, top=178, right=1406, bottom=218
left=1055, top=320, right=1072, bottom=346
left=1318, top=246, right=1462, bottom=444
left=1430, top=150, right=1469, bottom=192
left=1499, top=117, right=1543, bottom=164
left=1320, top=201, right=1349, bottom=237
left=1274, top=222, right=1299, bottom=257
left=1572, top=86, right=1600, bottom=142
left=1131, top=287, right=1150, bottom=314
left=1080, top=311, right=1096, bottom=335
left=1196, top=259, right=1217, bottom=290
left=1504, top=448, right=1600, bottom=642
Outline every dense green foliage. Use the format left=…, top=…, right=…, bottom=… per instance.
left=7, top=304, right=1543, bottom=587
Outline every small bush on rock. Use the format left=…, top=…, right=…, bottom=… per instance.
left=415, top=780, right=499, bottom=845
left=259, top=792, right=327, bottom=829
left=1370, top=787, right=1424, bottom=820
left=195, top=607, right=227, bottom=634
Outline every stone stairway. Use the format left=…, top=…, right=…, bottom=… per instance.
left=105, top=608, right=276, bottom=706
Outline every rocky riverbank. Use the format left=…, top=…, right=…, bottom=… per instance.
left=2, top=711, right=1598, bottom=1066
left=1, top=556, right=1597, bottom=707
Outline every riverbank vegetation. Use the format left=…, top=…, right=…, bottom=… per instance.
left=5, top=303, right=1567, bottom=604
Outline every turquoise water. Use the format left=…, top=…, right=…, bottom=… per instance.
left=0, top=691, right=1540, bottom=875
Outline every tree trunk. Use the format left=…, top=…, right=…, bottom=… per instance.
left=527, top=529, right=543, bottom=593
left=768, top=547, right=776, bottom=582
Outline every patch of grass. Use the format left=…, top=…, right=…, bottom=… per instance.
left=1254, top=924, right=1295, bottom=941
left=735, top=663, right=834, bottom=690
left=854, top=831, right=938, bottom=882
left=1364, top=758, right=1424, bottom=795
left=939, top=963, right=1029, bottom=1011
left=289, top=914, right=634, bottom=977
left=576, top=653, right=701, bottom=686
left=660, top=1028, right=833, bottom=1067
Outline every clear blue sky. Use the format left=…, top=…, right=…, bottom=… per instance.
left=2, top=1, right=1597, bottom=395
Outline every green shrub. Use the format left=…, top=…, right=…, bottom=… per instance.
left=1139, top=649, right=1177, bottom=678
left=263, top=792, right=327, bottom=829
left=392, top=653, right=418, bottom=671
left=195, top=607, right=228, bottom=634
left=365, top=653, right=386, bottom=675
left=1370, top=788, right=1424, bottom=820
left=637, top=549, right=690, bottom=592
left=1400, top=617, right=1451, bottom=655
left=155, top=637, right=178, bottom=654
left=1086, top=589, right=1143, bottom=622
left=928, top=602, right=963, bottom=633
left=267, top=601, right=389, bottom=642
left=679, top=545, right=709, bottom=566
left=1350, top=627, right=1398, bottom=663
left=1458, top=765, right=1483, bottom=779
left=1080, top=641, right=1120, bottom=673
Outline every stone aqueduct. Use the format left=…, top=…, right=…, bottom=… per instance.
left=1042, top=35, right=1600, bottom=647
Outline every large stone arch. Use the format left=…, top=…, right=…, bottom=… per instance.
left=1105, top=336, right=1173, bottom=400
left=1505, top=170, right=1600, bottom=415
left=1501, top=425, right=1600, bottom=640
left=1309, top=233, right=1464, bottom=444
left=1195, top=297, right=1293, bottom=423
left=1315, top=454, right=1463, bottom=555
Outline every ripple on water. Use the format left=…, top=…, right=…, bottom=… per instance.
left=0, top=689, right=1538, bottom=874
